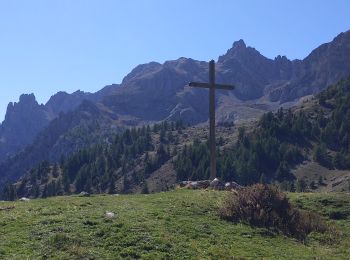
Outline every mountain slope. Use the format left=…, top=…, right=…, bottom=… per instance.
left=270, top=30, right=350, bottom=102
left=0, top=100, right=123, bottom=188
left=0, top=85, right=119, bottom=163
left=5, top=75, right=350, bottom=199
left=2, top=29, right=350, bottom=189
left=0, top=94, right=53, bottom=162
left=101, top=30, right=350, bottom=125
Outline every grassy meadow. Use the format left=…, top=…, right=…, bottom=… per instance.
left=0, top=189, right=350, bottom=259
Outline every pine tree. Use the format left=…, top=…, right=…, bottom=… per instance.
left=52, top=163, right=59, bottom=178
left=141, top=182, right=149, bottom=194
left=2, top=183, right=17, bottom=201
left=296, top=179, right=307, bottom=192
left=42, top=184, right=48, bottom=198
left=108, top=177, right=116, bottom=194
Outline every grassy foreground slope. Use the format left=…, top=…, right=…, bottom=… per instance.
left=0, top=189, right=350, bottom=259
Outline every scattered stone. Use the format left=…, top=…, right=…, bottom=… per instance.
left=240, top=232, right=252, bottom=238
left=79, top=191, right=90, bottom=197
left=0, top=205, right=15, bottom=211
left=179, top=179, right=242, bottom=191
left=186, top=181, right=198, bottom=189
left=19, top=197, right=30, bottom=202
left=105, top=211, right=115, bottom=218
left=210, top=178, right=220, bottom=188
left=179, top=181, right=191, bottom=188
left=197, top=180, right=211, bottom=189
left=225, top=181, right=243, bottom=190
left=181, top=180, right=211, bottom=189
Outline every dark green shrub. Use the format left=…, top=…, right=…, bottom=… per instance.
left=219, top=184, right=327, bottom=240
left=328, top=210, right=349, bottom=220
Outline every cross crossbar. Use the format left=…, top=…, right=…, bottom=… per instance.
left=188, top=82, right=235, bottom=90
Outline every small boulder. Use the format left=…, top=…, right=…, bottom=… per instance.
left=0, top=206, right=15, bottom=211
left=186, top=181, right=199, bottom=189
left=197, top=180, right=211, bottom=189
left=231, top=181, right=243, bottom=190
left=179, top=181, right=191, bottom=188
left=19, top=197, right=30, bottom=202
left=210, top=178, right=221, bottom=188
left=79, top=191, right=90, bottom=197
left=105, top=211, right=115, bottom=218
left=224, top=181, right=243, bottom=190
left=225, top=182, right=232, bottom=189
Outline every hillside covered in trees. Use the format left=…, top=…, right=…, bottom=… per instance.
left=2, top=76, right=350, bottom=200
left=175, top=76, right=350, bottom=188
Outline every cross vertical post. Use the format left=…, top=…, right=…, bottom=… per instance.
left=209, top=60, right=216, bottom=180
left=188, top=60, right=235, bottom=180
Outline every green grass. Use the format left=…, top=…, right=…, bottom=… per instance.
left=0, top=189, right=349, bottom=259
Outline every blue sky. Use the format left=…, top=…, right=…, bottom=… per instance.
left=1, top=0, right=350, bottom=121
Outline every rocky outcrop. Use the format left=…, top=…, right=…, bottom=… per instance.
left=270, top=30, right=350, bottom=102
left=0, top=85, right=120, bottom=163
left=0, top=94, right=52, bottom=162
left=45, top=90, right=94, bottom=115
left=217, top=40, right=292, bottom=100
left=103, top=30, right=350, bottom=125
left=0, top=100, right=122, bottom=187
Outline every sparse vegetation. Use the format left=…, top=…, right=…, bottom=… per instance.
left=0, top=189, right=349, bottom=258
left=3, top=77, right=350, bottom=200
left=175, top=76, right=350, bottom=187
left=2, top=121, right=184, bottom=200
left=219, top=184, right=327, bottom=240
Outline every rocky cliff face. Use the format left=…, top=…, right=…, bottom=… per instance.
left=217, top=39, right=292, bottom=100
left=105, top=30, right=350, bottom=124
left=103, top=58, right=209, bottom=123
left=269, top=30, right=350, bottom=102
left=0, top=85, right=120, bottom=163
left=0, top=100, right=122, bottom=187
left=0, top=94, right=52, bottom=162
left=45, top=90, right=94, bottom=115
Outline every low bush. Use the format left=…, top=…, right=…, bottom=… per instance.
left=328, top=210, right=349, bottom=220
left=219, top=184, right=327, bottom=240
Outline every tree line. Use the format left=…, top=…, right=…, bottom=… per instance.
left=175, top=76, right=350, bottom=186
left=2, top=121, right=184, bottom=200
left=2, top=76, right=350, bottom=200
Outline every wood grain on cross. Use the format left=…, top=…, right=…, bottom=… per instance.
left=189, top=60, right=235, bottom=180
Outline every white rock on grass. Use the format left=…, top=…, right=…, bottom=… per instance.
left=79, top=191, right=90, bottom=197
left=210, top=178, right=220, bottom=187
left=19, top=197, right=30, bottom=202
left=105, top=211, right=115, bottom=218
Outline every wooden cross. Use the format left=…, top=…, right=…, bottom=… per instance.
left=189, top=60, right=235, bottom=180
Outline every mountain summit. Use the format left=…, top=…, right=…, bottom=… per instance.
left=0, top=94, right=51, bottom=162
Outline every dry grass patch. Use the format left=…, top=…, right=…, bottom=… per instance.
left=219, top=184, right=327, bottom=240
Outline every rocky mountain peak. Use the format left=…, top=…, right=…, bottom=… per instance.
left=332, top=29, right=350, bottom=43
left=218, top=39, right=264, bottom=65
left=276, top=30, right=350, bottom=102
left=4, top=94, right=40, bottom=121
left=19, top=93, right=37, bottom=105
left=45, top=90, right=95, bottom=115
left=274, top=55, right=289, bottom=61
left=122, top=62, right=162, bottom=85
left=232, top=39, right=247, bottom=49
left=0, top=93, right=50, bottom=162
